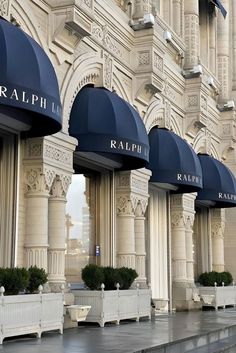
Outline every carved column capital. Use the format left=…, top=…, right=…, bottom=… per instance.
left=211, top=209, right=225, bottom=238
left=116, top=195, right=137, bottom=216
left=171, top=212, right=186, bottom=228
left=50, top=174, right=72, bottom=198
left=135, top=198, right=148, bottom=217
left=25, top=167, right=55, bottom=194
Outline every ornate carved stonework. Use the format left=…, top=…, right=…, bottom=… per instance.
left=24, top=140, right=74, bottom=172
left=116, top=195, right=138, bottom=216
left=25, top=168, right=54, bottom=193
left=211, top=209, right=225, bottom=238
left=44, top=144, right=73, bottom=169
left=92, top=25, right=127, bottom=60
left=135, top=199, right=148, bottom=217
left=131, top=177, right=148, bottom=194
left=171, top=212, right=186, bottom=228
left=138, top=51, right=150, bottom=66
left=24, top=247, right=48, bottom=269
left=115, top=0, right=130, bottom=12
left=26, top=142, right=43, bottom=158
left=118, top=175, right=130, bottom=187
left=163, top=80, right=176, bottom=102
left=0, top=0, right=10, bottom=18
left=51, top=177, right=65, bottom=198
left=117, top=254, right=136, bottom=269
left=103, top=52, right=113, bottom=90
left=218, top=55, right=229, bottom=100
left=154, top=52, right=163, bottom=72
left=185, top=215, right=194, bottom=230
left=60, top=174, right=72, bottom=195
left=184, top=14, right=199, bottom=68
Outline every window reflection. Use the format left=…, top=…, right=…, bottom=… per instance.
left=65, top=174, right=96, bottom=283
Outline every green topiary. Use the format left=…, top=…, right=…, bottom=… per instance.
left=103, top=267, right=121, bottom=290
left=198, top=271, right=233, bottom=287
left=117, top=267, right=138, bottom=289
left=82, top=264, right=104, bottom=290
left=27, top=266, right=48, bottom=293
left=0, top=267, right=30, bottom=295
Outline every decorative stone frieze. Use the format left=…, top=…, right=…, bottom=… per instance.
left=0, top=0, right=11, bottom=19
left=92, top=24, right=128, bottom=61
left=102, top=51, right=113, bottom=90
left=24, top=136, right=75, bottom=174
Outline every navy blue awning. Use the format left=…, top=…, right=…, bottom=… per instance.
left=0, top=18, right=62, bottom=137
left=147, top=127, right=203, bottom=193
left=196, top=154, right=236, bottom=208
left=210, top=0, right=227, bottom=18
left=69, top=87, right=149, bottom=170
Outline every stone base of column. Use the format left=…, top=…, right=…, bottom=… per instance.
left=117, top=253, right=136, bottom=269
left=49, top=281, right=66, bottom=293
left=25, top=246, right=48, bottom=269
left=213, top=264, right=225, bottom=272
left=172, top=282, right=202, bottom=311
left=48, top=249, right=66, bottom=291
left=136, top=254, right=146, bottom=283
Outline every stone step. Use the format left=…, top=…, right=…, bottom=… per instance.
left=141, top=324, right=236, bottom=353
left=186, top=335, right=236, bottom=353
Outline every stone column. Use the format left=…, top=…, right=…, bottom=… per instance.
left=209, top=13, right=216, bottom=75
left=171, top=193, right=198, bottom=311
left=24, top=168, right=55, bottom=270
left=116, top=195, right=136, bottom=269
left=173, top=0, right=182, bottom=36
left=132, top=0, right=152, bottom=20
left=217, top=0, right=230, bottom=102
left=171, top=209, right=187, bottom=283
left=232, top=0, right=236, bottom=90
left=185, top=215, right=195, bottom=283
left=135, top=199, right=148, bottom=287
left=184, top=0, right=199, bottom=69
left=48, top=175, right=71, bottom=290
left=116, top=169, right=151, bottom=273
left=211, top=209, right=225, bottom=272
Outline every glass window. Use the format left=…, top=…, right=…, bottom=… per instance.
left=0, top=130, right=17, bottom=267
left=65, top=174, right=98, bottom=284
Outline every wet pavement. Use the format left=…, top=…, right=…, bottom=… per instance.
left=1, top=309, right=236, bottom=353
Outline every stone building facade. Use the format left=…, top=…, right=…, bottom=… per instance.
left=1, top=0, right=236, bottom=311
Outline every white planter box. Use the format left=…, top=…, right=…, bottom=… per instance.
left=199, top=285, right=236, bottom=310
left=0, top=291, right=64, bottom=344
left=72, top=287, right=151, bottom=327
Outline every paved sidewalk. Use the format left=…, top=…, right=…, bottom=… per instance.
left=1, top=309, right=236, bottom=353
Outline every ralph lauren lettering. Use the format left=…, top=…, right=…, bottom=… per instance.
left=0, top=85, right=61, bottom=116
left=177, top=173, right=200, bottom=184
left=111, top=139, right=143, bottom=154
left=218, top=193, right=236, bottom=201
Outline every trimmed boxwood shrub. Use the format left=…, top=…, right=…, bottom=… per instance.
left=103, top=266, right=121, bottom=290
left=82, top=264, right=104, bottom=290
left=0, top=267, right=30, bottom=295
left=27, top=266, right=48, bottom=293
left=198, top=271, right=233, bottom=286
left=117, top=267, right=138, bottom=289
left=0, top=266, right=48, bottom=295
left=81, top=264, right=138, bottom=290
